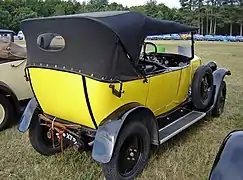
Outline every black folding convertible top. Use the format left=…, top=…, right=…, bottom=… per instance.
left=21, top=11, right=198, bottom=81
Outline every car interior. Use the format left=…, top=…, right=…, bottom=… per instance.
left=138, top=42, right=192, bottom=75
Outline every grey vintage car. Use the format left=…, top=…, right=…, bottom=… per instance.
left=0, top=29, right=33, bottom=131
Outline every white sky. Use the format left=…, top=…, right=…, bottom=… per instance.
left=83, top=0, right=181, bottom=9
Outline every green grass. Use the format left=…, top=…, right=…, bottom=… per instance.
left=1, top=40, right=243, bottom=180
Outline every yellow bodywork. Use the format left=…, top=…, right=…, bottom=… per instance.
left=28, top=57, right=201, bottom=129
left=28, top=68, right=148, bottom=128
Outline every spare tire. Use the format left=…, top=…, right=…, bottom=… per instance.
left=191, top=65, right=214, bottom=110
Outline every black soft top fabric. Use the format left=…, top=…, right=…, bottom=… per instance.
left=21, top=11, right=198, bottom=81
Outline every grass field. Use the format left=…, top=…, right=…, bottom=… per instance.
left=1, top=40, right=243, bottom=180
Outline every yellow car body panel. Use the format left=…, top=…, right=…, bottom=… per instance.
left=175, top=66, right=191, bottom=104
left=146, top=70, right=181, bottom=116
left=28, top=68, right=149, bottom=128
left=86, top=78, right=149, bottom=125
left=28, top=68, right=95, bottom=128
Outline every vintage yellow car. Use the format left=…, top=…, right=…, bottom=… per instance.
left=18, top=11, right=231, bottom=179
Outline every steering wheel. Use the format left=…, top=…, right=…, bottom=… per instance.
left=143, top=42, right=157, bottom=60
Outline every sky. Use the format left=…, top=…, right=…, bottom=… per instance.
left=84, top=0, right=181, bottom=9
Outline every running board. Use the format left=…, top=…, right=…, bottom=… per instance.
left=159, top=111, right=206, bottom=144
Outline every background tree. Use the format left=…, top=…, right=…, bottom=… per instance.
left=0, top=8, right=11, bottom=29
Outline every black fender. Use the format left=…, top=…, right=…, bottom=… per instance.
left=206, top=61, right=217, bottom=72
left=0, top=81, right=20, bottom=114
left=210, top=68, right=231, bottom=111
left=91, top=102, right=158, bottom=164
left=209, top=130, right=243, bottom=180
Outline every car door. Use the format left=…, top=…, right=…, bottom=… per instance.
left=175, top=65, right=191, bottom=103
left=0, top=60, right=33, bottom=100
left=146, top=69, right=181, bottom=116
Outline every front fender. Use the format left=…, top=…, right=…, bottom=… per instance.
left=92, top=104, right=157, bottom=164
left=206, top=61, right=217, bottom=72
left=18, top=97, right=38, bottom=133
left=211, top=68, right=231, bottom=109
left=209, top=130, right=243, bottom=180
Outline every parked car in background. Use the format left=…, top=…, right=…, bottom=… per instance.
left=162, top=34, right=172, bottom=40
left=194, top=34, right=204, bottom=41
left=209, top=130, right=243, bottom=180
left=171, top=34, right=181, bottom=40
left=180, top=33, right=191, bottom=40
left=17, top=31, right=25, bottom=40
left=0, top=30, right=33, bottom=131
left=0, top=29, right=15, bottom=42
left=146, top=35, right=162, bottom=40
left=225, top=36, right=237, bottom=42
left=236, top=36, right=243, bottom=42
left=204, top=35, right=214, bottom=41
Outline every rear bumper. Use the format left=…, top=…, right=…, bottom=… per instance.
left=18, top=97, right=97, bottom=135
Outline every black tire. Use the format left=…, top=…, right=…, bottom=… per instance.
left=102, top=121, right=151, bottom=180
left=0, top=94, right=14, bottom=131
left=29, top=113, right=63, bottom=156
left=191, top=65, right=214, bottom=110
left=212, top=81, right=226, bottom=117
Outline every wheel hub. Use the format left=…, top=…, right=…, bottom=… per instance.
left=118, top=135, right=143, bottom=177
left=0, top=104, right=5, bottom=124
left=127, top=148, right=138, bottom=161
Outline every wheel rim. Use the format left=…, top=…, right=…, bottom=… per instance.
left=118, top=133, right=144, bottom=177
left=0, top=104, right=5, bottom=125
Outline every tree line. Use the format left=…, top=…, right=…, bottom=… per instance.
left=0, top=0, right=242, bottom=36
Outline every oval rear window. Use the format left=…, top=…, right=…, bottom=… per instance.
left=37, top=33, right=65, bottom=52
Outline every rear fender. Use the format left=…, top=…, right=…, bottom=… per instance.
left=210, top=68, right=231, bottom=110
left=209, top=130, right=243, bottom=180
left=18, top=97, right=38, bottom=133
left=92, top=103, right=158, bottom=164
left=0, top=81, right=20, bottom=113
